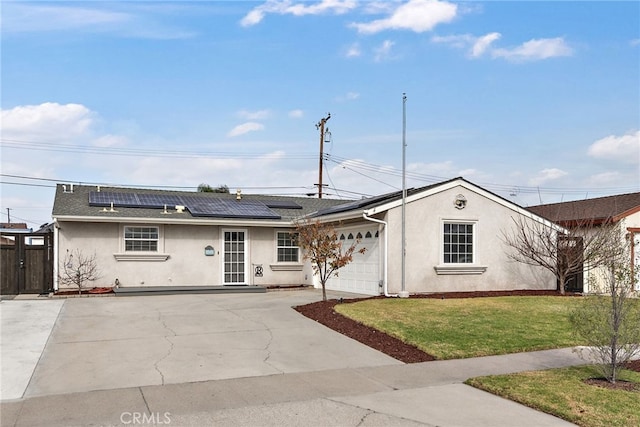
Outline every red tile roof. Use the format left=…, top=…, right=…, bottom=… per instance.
left=0, top=223, right=29, bottom=230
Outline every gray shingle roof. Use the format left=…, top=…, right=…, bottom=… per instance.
left=52, top=184, right=348, bottom=223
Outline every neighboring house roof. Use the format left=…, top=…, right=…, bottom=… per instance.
left=527, top=192, right=640, bottom=225
left=52, top=184, right=347, bottom=225
left=0, top=222, right=29, bottom=230
left=35, top=223, right=54, bottom=233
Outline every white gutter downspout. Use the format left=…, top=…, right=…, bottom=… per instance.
left=53, top=218, right=59, bottom=291
left=362, top=212, right=397, bottom=297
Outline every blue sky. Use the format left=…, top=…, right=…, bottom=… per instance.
left=2, top=0, right=639, bottom=228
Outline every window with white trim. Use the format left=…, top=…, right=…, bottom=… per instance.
left=124, top=226, right=159, bottom=252
left=443, top=222, right=473, bottom=264
left=276, top=231, right=299, bottom=262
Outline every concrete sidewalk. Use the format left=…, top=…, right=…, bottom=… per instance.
left=1, top=348, right=581, bottom=426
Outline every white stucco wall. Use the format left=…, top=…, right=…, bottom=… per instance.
left=583, top=212, right=640, bottom=294
left=380, top=185, right=556, bottom=294
left=56, top=221, right=308, bottom=289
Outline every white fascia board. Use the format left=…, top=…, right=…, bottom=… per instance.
left=52, top=215, right=295, bottom=228
left=364, top=178, right=566, bottom=233
left=306, top=210, right=366, bottom=224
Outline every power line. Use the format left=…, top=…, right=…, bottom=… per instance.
left=324, top=154, right=639, bottom=197
left=0, top=138, right=317, bottom=160
left=0, top=175, right=318, bottom=192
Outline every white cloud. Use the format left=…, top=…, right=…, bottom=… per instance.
left=351, top=0, right=457, bottom=34
left=374, top=40, right=395, bottom=62
left=345, top=42, right=362, bottom=58
left=587, top=130, right=640, bottom=164
left=3, top=3, right=196, bottom=39
left=92, top=134, right=129, bottom=148
left=528, top=168, right=569, bottom=186
left=458, top=168, right=477, bottom=177
left=241, top=0, right=357, bottom=27
left=587, top=171, right=624, bottom=187
left=335, top=92, right=360, bottom=102
left=3, top=4, right=129, bottom=33
left=470, top=32, right=501, bottom=57
left=1, top=102, right=94, bottom=141
left=227, top=122, right=265, bottom=137
left=431, top=33, right=473, bottom=49
left=630, top=39, right=640, bottom=47
left=432, top=32, right=502, bottom=58
left=288, top=109, right=304, bottom=118
left=492, top=37, right=573, bottom=62
left=236, top=109, right=271, bottom=120
left=433, top=33, right=572, bottom=62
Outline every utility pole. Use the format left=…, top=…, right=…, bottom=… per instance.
left=6, top=208, right=11, bottom=224
left=315, top=113, right=331, bottom=199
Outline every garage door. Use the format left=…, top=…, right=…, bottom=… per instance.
left=326, top=226, right=380, bottom=296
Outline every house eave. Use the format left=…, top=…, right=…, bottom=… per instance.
left=613, top=205, right=640, bottom=222
left=307, top=210, right=367, bottom=223
left=52, top=214, right=295, bottom=228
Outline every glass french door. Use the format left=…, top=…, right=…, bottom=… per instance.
left=223, top=230, right=246, bottom=285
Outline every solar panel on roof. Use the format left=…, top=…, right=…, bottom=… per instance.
left=263, top=200, right=302, bottom=209
left=89, top=191, right=282, bottom=219
left=136, top=194, right=182, bottom=208
left=230, top=201, right=280, bottom=218
left=89, top=192, right=139, bottom=207
left=188, top=200, right=280, bottom=219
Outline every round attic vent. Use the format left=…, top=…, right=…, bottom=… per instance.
left=454, top=194, right=467, bottom=210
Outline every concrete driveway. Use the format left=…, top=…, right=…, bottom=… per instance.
left=22, top=290, right=400, bottom=398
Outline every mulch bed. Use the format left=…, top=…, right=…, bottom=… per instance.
left=584, top=377, right=639, bottom=392
left=295, top=298, right=435, bottom=363
left=294, top=290, right=640, bottom=371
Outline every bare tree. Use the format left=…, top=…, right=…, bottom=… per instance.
left=295, top=219, right=366, bottom=301
left=569, top=250, right=640, bottom=383
left=59, top=249, right=101, bottom=294
left=502, top=217, right=624, bottom=294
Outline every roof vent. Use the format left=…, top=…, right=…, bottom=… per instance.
left=236, top=189, right=242, bottom=200
left=101, top=202, right=118, bottom=213
left=175, top=205, right=186, bottom=213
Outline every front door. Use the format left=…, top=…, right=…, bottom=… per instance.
left=223, top=229, right=247, bottom=285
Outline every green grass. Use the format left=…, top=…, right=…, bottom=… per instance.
left=334, top=296, right=583, bottom=359
left=466, top=366, right=640, bottom=427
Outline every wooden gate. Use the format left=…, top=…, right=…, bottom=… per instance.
left=1, top=232, right=53, bottom=295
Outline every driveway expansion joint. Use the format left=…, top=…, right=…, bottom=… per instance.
left=154, top=313, right=177, bottom=385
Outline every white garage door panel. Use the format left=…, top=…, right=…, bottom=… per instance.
left=326, top=228, right=380, bottom=296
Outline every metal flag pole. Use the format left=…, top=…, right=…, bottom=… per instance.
left=400, top=93, right=409, bottom=298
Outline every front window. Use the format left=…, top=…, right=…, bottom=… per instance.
left=443, top=223, right=473, bottom=263
left=277, top=231, right=299, bottom=262
left=124, top=226, right=158, bottom=252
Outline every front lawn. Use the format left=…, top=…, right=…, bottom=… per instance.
left=466, top=366, right=640, bottom=427
left=334, top=296, right=583, bottom=359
